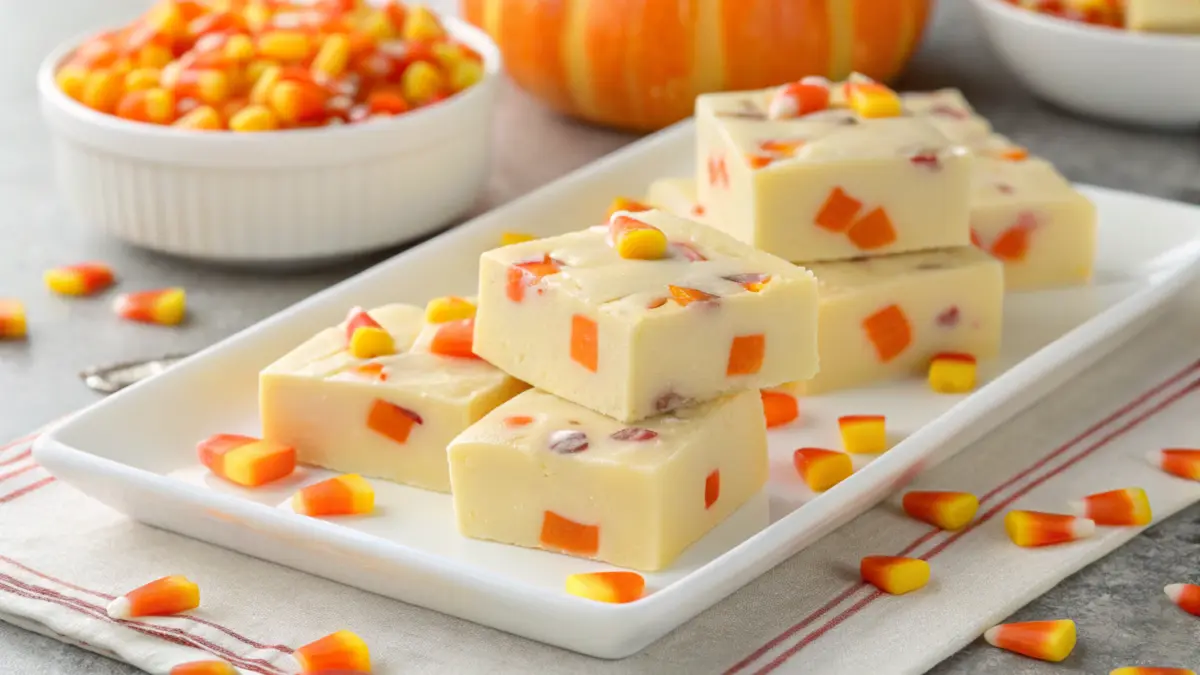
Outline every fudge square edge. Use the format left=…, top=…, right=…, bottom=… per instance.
left=474, top=209, right=820, bottom=423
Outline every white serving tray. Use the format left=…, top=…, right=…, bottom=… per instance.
left=34, top=120, right=1200, bottom=659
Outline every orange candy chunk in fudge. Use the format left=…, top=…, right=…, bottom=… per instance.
left=846, top=79, right=903, bottom=119
left=761, top=390, right=799, bottom=428
left=113, top=287, right=187, bottom=325
left=566, top=571, right=645, bottom=604
left=863, top=304, right=912, bottom=363
left=838, top=415, right=887, bottom=454
left=1164, top=583, right=1200, bottom=617
left=506, top=255, right=561, bottom=303
left=668, top=285, right=718, bottom=307
left=609, top=214, right=668, bottom=260
left=815, top=187, right=863, bottom=233
left=197, top=433, right=296, bottom=486
left=860, top=556, right=930, bottom=595
left=367, top=399, right=422, bottom=444
left=570, top=314, right=599, bottom=372
left=0, top=299, right=28, bottom=339
left=106, top=575, right=200, bottom=619
left=793, top=448, right=853, bottom=492
left=295, top=630, right=371, bottom=674
left=928, top=352, right=978, bottom=394
left=606, top=197, right=653, bottom=220
left=170, top=661, right=238, bottom=675
left=424, top=295, right=476, bottom=324
left=44, top=262, right=116, bottom=296
left=767, top=76, right=830, bottom=120
left=429, top=318, right=480, bottom=359
left=847, top=207, right=898, bottom=250
left=990, top=212, right=1036, bottom=262
left=345, top=306, right=395, bottom=358
left=902, top=491, right=979, bottom=530
left=1148, top=448, right=1200, bottom=481
left=1004, top=510, right=1095, bottom=547
left=726, top=334, right=765, bottom=376
left=1068, top=487, right=1152, bottom=526
left=292, top=474, right=375, bottom=517
left=705, top=469, right=721, bottom=509
left=541, top=510, right=599, bottom=556
left=984, top=619, right=1077, bottom=662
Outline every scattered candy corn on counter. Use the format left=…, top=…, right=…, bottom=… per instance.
left=55, top=0, right=484, bottom=131
left=1005, top=0, right=1200, bottom=33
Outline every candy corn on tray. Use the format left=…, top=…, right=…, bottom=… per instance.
left=35, top=121, right=1200, bottom=659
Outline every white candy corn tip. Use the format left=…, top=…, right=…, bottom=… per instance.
left=1164, top=583, right=1186, bottom=603
left=1146, top=449, right=1165, bottom=467
left=105, top=596, right=132, bottom=620
left=767, top=95, right=797, bottom=121
left=982, top=625, right=1002, bottom=647
left=1066, top=499, right=1086, bottom=518
left=345, top=306, right=365, bottom=320
left=1072, top=517, right=1097, bottom=539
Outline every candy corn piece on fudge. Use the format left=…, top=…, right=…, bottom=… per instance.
left=474, top=209, right=819, bottom=423
left=694, top=74, right=972, bottom=262
left=448, top=388, right=767, bottom=571
left=260, top=303, right=527, bottom=492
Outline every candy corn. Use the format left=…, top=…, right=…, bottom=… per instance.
left=424, top=296, right=476, bottom=324
left=761, top=389, right=799, bottom=428
left=768, top=76, right=830, bottom=119
left=429, top=318, right=479, bottom=359
left=1110, top=668, right=1197, bottom=675
left=1148, top=448, right=1200, bottom=481
left=1068, top=487, right=1152, bottom=526
left=902, top=491, right=979, bottom=530
left=606, top=197, right=653, bottom=219
left=1004, top=510, right=1095, bottom=547
left=113, top=287, right=186, bottom=325
left=928, top=353, right=977, bottom=394
left=44, top=262, right=116, bottom=296
left=292, top=474, right=375, bottom=517
left=500, top=231, right=536, bottom=246
left=565, top=571, right=646, bottom=604
left=846, top=81, right=902, bottom=119
left=860, top=556, right=930, bottom=595
left=1164, top=583, right=1200, bottom=617
left=793, top=448, right=853, bottom=492
left=983, top=619, right=1077, bottom=662
left=106, top=575, right=200, bottom=619
left=0, top=299, right=26, bottom=339
left=197, top=433, right=296, bottom=487
left=838, top=415, right=887, bottom=454
left=170, top=661, right=238, bottom=675
left=295, top=630, right=371, bottom=673
left=609, top=214, right=668, bottom=260
left=345, top=306, right=394, bottom=359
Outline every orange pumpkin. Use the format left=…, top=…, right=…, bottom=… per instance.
left=462, top=0, right=935, bottom=131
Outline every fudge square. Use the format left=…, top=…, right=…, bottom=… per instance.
left=260, top=303, right=527, bottom=492
left=447, top=388, right=767, bottom=571
left=473, top=209, right=819, bottom=423
left=970, top=149, right=1096, bottom=290
left=801, top=247, right=1004, bottom=394
left=694, top=76, right=972, bottom=263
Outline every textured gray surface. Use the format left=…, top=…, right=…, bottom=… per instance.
left=1, top=1, right=1198, bottom=673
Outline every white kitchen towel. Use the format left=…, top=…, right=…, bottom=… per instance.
left=2, top=290, right=1199, bottom=675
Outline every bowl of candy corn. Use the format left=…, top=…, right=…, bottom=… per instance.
left=971, top=0, right=1200, bottom=129
left=37, top=1, right=501, bottom=263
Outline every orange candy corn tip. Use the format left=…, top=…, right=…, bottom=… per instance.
left=295, top=630, right=371, bottom=673
left=984, top=619, right=1076, bottom=662
left=1068, top=487, right=1152, bottom=526
left=1005, top=510, right=1095, bottom=547
left=170, top=661, right=238, bottom=675
left=902, top=491, right=979, bottom=530
left=113, top=287, right=186, bottom=325
left=1110, top=668, right=1197, bottom=675
left=838, top=415, right=887, bottom=454
left=761, top=389, right=799, bottom=428
left=1164, top=583, right=1200, bottom=617
left=1147, top=448, right=1200, bottom=481
left=107, top=575, right=199, bottom=619
left=44, top=262, right=116, bottom=296
left=566, top=571, right=645, bottom=604
left=793, top=448, right=853, bottom=492
left=860, top=556, right=930, bottom=595
left=292, top=474, right=375, bottom=517
left=197, top=434, right=296, bottom=487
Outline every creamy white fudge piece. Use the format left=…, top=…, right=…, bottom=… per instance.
left=800, top=247, right=1003, bottom=394
left=695, top=81, right=972, bottom=263
left=260, top=303, right=527, bottom=492
left=1127, top=0, right=1200, bottom=32
left=971, top=154, right=1096, bottom=290
left=646, top=177, right=713, bottom=225
left=448, top=388, right=767, bottom=571
left=900, top=89, right=993, bottom=145
left=474, top=209, right=820, bottom=422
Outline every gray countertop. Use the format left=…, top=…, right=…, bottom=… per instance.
left=2, top=1, right=1198, bottom=673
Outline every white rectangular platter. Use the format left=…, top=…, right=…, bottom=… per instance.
left=34, top=120, right=1200, bottom=659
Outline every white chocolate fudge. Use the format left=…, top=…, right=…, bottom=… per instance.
left=448, top=388, right=768, bottom=571
left=1127, top=0, right=1200, bottom=32
left=801, top=247, right=1004, bottom=394
left=260, top=303, right=527, bottom=492
left=474, top=210, right=820, bottom=422
left=971, top=154, right=1096, bottom=290
left=646, top=177, right=713, bottom=225
left=695, top=80, right=972, bottom=263
left=900, top=89, right=993, bottom=145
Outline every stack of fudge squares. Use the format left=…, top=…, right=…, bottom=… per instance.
left=260, top=209, right=821, bottom=571
left=642, top=73, right=1097, bottom=393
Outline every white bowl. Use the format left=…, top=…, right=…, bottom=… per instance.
left=970, top=0, right=1200, bottom=130
left=38, top=18, right=501, bottom=263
